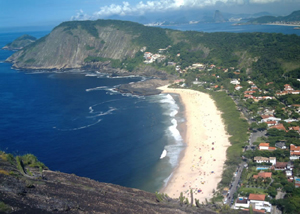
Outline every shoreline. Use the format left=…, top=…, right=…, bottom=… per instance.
left=158, top=85, right=230, bottom=203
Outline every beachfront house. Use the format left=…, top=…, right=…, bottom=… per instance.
left=234, top=197, right=250, bottom=210
left=248, top=194, right=272, bottom=213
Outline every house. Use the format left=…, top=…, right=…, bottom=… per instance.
left=290, top=144, right=300, bottom=160
left=234, top=197, right=250, bottom=210
left=270, top=123, right=286, bottom=131
left=253, top=172, right=272, bottom=179
left=295, top=177, right=300, bottom=188
left=235, top=85, right=243, bottom=90
left=244, top=91, right=256, bottom=95
left=284, top=84, right=294, bottom=91
left=266, top=121, right=277, bottom=127
left=275, top=142, right=286, bottom=149
left=286, top=170, right=293, bottom=177
left=253, top=156, right=276, bottom=165
left=275, top=162, right=288, bottom=170
left=248, top=194, right=272, bottom=213
left=289, top=126, right=300, bottom=133
left=254, top=156, right=269, bottom=163
left=230, top=79, right=240, bottom=85
left=269, top=157, right=276, bottom=165
left=260, top=115, right=281, bottom=123
left=259, top=143, right=269, bottom=150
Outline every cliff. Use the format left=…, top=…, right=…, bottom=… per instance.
left=0, top=152, right=242, bottom=214
left=2, top=34, right=36, bottom=51
left=6, top=20, right=171, bottom=70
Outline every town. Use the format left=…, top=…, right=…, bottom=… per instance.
left=142, top=44, right=300, bottom=213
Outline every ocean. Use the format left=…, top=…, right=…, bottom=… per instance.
left=0, top=23, right=299, bottom=192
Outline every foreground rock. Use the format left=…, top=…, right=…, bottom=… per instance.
left=0, top=153, right=223, bottom=214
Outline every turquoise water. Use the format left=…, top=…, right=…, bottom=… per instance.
left=256, top=167, right=270, bottom=170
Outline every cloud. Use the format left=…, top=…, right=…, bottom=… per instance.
left=71, top=9, right=91, bottom=20
left=71, top=0, right=297, bottom=20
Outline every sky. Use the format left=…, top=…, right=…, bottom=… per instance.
left=1, top=0, right=300, bottom=31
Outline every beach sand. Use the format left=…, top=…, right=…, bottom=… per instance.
left=158, top=85, right=230, bottom=203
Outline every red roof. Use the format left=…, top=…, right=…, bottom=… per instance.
left=253, top=172, right=272, bottom=179
left=269, top=147, right=276, bottom=150
left=290, top=144, right=300, bottom=152
left=259, top=143, right=269, bottom=147
left=270, top=123, right=286, bottom=131
left=290, top=126, right=300, bottom=131
left=249, top=194, right=266, bottom=201
left=266, top=121, right=276, bottom=124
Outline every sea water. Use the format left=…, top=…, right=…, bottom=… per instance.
left=0, top=23, right=299, bottom=193
left=0, top=31, right=186, bottom=192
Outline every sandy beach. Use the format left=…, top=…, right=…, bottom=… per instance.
left=158, top=85, right=230, bottom=203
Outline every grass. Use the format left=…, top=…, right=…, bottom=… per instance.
left=0, top=201, right=11, bottom=213
left=239, top=187, right=266, bottom=195
left=0, top=169, right=9, bottom=175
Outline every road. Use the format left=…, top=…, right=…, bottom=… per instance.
left=224, top=162, right=245, bottom=206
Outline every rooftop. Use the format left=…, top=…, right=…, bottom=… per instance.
left=249, top=194, right=266, bottom=201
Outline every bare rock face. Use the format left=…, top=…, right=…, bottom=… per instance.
left=6, top=22, right=138, bottom=70
left=0, top=154, right=220, bottom=214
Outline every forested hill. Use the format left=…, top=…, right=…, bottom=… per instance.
left=247, top=10, right=300, bottom=24
left=6, top=19, right=300, bottom=80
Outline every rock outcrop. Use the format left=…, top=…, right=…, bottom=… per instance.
left=0, top=153, right=222, bottom=214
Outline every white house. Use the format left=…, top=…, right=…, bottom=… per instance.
left=235, top=85, right=243, bottom=90
left=249, top=194, right=272, bottom=213
left=230, top=79, right=240, bottom=85
left=234, top=197, right=250, bottom=210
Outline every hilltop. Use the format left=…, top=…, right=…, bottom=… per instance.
left=2, top=34, right=37, bottom=51
left=247, top=10, right=300, bottom=24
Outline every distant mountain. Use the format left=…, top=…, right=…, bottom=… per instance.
left=248, top=10, right=300, bottom=24
left=213, top=10, right=226, bottom=23
left=2, top=34, right=36, bottom=50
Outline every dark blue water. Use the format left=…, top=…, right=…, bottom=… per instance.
left=0, top=23, right=299, bottom=192
left=0, top=31, right=185, bottom=192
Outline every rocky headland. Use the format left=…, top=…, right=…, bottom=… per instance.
left=2, top=35, right=37, bottom=51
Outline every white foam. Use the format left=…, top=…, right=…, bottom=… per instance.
left=160, top=149, right=167, bottom=159
left=169, top=118, right=183, bottom=142
left=87, top=107, right=116, bottom=118
left=54, top=119, right=102, bottom=131
left=86, top=86, right=109, bottom=92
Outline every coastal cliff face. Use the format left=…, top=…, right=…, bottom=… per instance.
left=6, top=22, right=139, bottom=70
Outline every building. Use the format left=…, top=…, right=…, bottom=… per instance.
left=235, top=85, right=243, bottom=90
left=259, top=143, right=269, bottom=150
left=275, top=142, right=286, bottom=149
left=290, top=144, right=300, bottom=160
left=253, top=172, right=272, bottom=179
left=254, top=156, right=276, bottom=165
left=270, top=123, right=286, bottom=131
left=275, top=162, right=288, bottom=170
left=248, top=194, right=272, bottom=213
left=234, top=197, right=250, bottom=210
